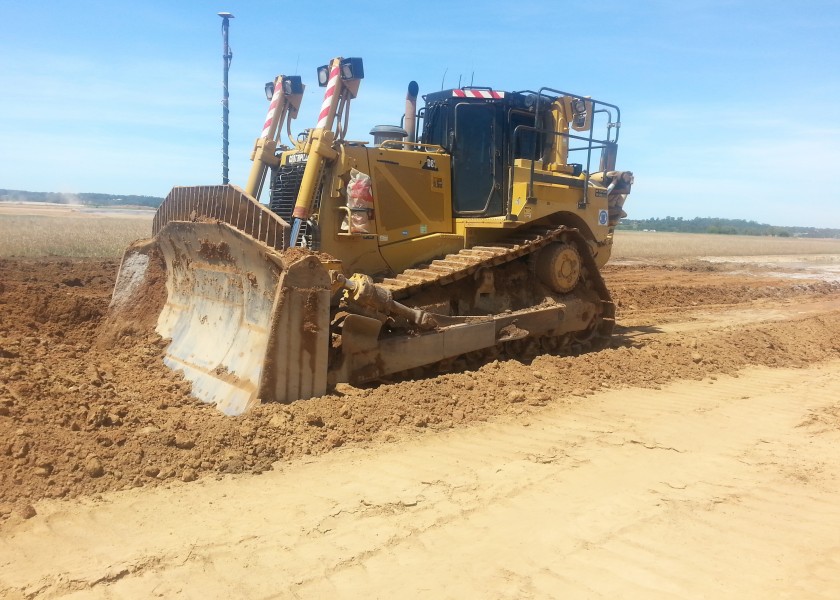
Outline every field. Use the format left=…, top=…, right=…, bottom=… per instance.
left=1, top=208, right=840, bottom=598
left=0, top=203, right=151, bottom=258
left=615, top=229, right=840, bottom=259
left=4, top=202, right=840, bottom=259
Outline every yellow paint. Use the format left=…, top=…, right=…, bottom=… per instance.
left=305, top=92, right=623, bottom=278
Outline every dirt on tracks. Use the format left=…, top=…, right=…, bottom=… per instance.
left=1, top=256, right=839, bottom=526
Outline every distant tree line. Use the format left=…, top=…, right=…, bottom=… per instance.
left=0, top=189, right=163, bottom=208
left=618, top=216, right=840, bottom=239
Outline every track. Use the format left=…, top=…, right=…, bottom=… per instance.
left=374, top=226, right=615, bottom=357
left=378, top=227, right=582, bottom=295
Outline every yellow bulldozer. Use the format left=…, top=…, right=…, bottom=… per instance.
left=112, top=56, right=633, bottom=415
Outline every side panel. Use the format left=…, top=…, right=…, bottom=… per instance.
left=369, top=147, right=452, bottom=244
left=508, top=162, right=611, bottom=244
left=316, top=145, right=390, bottom=276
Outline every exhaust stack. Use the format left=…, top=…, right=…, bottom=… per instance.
left=405, top=80, right=419, bottom=143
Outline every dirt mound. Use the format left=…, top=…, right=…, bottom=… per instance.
left=1, top=258, right=840, bottom=523
left=97, top=243, right=167, bottom=345
left=603, top=263, right=840, bottom=312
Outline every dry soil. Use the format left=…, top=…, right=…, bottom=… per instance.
left=1, top=254, right=839, bottom=598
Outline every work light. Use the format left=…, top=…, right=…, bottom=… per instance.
left=317, top=65, right=330, bottom=87
left=572, top=98, right=587, bottom=128
left=340, top=57, right=364, bottom=81
left=283, top=76, right=304, bottom=95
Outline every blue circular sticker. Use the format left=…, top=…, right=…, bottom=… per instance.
left=598, top=209, right=608, bottom=226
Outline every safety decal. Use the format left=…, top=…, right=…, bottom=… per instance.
left=420, top=224, right=428, bottom=234
left=452, top=89, right=505, bottom=99
left=379, top=235, right=389, bottom=242
left=598, top=209, right=608, bottom=226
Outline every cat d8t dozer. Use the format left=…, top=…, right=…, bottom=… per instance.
left=112, top=56, right=633, bottom=415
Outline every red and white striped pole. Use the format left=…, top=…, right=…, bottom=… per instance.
left=289, top=58, right=345, bottom=242
left=261, top=79, right=285, bottom=140
left=244, top=76, right=288, bottom=199
left=315, top=63, right=341, bottom=131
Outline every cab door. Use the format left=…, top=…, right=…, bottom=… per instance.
left=452, top=102, right=502, bottom=216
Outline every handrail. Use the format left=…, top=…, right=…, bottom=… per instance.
left=379, top=139, right=447, bottom=153
left=528, top=87, right=621, bottom=211
left=510, top=123, right=613, bottom=217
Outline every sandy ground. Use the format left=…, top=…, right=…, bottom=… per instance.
left=1, top=253, right=840, bottom=598
left=4, top=361, right=840, bottom=599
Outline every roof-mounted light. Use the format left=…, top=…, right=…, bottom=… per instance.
left=283, top=76, right=304, bottom=95
left=339, top=57, right=364, bottom=81
left=572, top=98, right=587, bottom=128
left=316, top=65, right=330, bottom=87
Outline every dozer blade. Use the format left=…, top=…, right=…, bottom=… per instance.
left=111, top=185, right=331, bottom=415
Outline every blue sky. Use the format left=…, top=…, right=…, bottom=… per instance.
left=1, top=0, right=839, bottom=227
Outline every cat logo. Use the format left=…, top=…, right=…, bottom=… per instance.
left=286, top=153, right=308, bottom=165
left=422, top=157, right=438, bottom=171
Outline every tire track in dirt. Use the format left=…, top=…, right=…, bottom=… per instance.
left=4, top=362, right=839, bottom=598
left=539, top=368, right=840, bottom=599
left=287, top=363, right=840, bottom=599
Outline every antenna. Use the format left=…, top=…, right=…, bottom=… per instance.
left=218, top=12, right=234, bottom=185
left=470, top=71, right=474, bottom=86
left=440, top=67, right=448, bottom=90
left=457, top=74, right=462, bottom=89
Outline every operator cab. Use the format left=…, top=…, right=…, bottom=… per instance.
left=421, top=88, right=544, bottom=218
left=420, top=87, right=620, bottom=220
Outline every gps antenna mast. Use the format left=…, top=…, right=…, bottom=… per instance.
left=218, top=12, right=234, bottom=184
